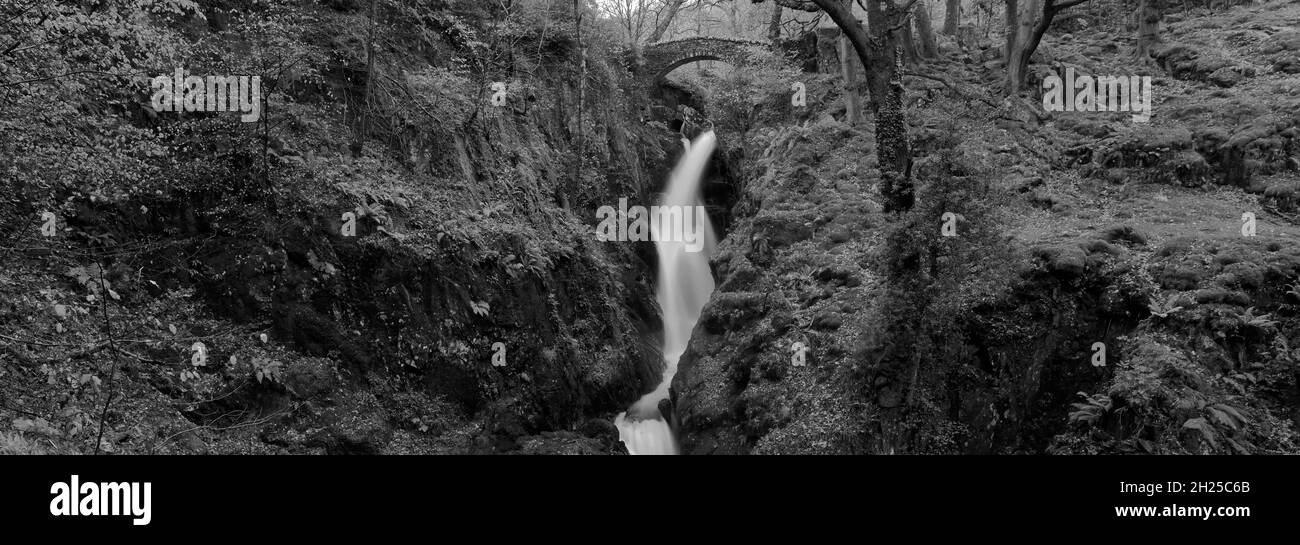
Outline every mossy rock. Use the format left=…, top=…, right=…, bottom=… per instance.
left=1031, top=244, right=1087, bottom=278
left=1080, top=239, right=1122, bottom=256
left=1154, top=261, right=1205, bottom=290
left=1263, top=180, right=1300, bottom=210
left=701, top=292, right=776, bottom=334
left=1194, top=287, right=1251, bottom=306
left=1217, top=261, right=1266, bottom=290
left=1155, top=236, right=1196, bottom=257
left=1260, top=30, right=1300, bottom=54
left=283, top=357, right=338, bottom=400
left=1103, top=224, right=1148, bottom=245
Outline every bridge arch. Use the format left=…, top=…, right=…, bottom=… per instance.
left=639, top=37, right=770, bottom=84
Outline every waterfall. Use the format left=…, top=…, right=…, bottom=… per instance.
left=615, top=130, right=718, bottom=455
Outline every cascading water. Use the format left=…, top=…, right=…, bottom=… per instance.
left=615, top=130, right=718, bottom=455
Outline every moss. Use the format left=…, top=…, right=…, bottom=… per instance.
left=1155, top=261, right=1205, bottom=290
left=1103, top=224, right=1148, bottom=245
left=1194, top=287, right=1251, bottom=306
left=1031, top=244, right=1088, bottom=277
left=1156, top=236, right=1196, bottom=257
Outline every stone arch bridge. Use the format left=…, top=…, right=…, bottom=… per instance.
left=637, top=37, right=772, bottom=84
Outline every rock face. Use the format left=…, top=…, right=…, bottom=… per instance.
left=672, top=120, right=879, bottom=454
left=0, top=1, right=680, bottom=455
left=672, top=3, right=1300, bottom=453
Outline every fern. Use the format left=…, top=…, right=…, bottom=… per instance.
left=1240, top=307, right=1277, bottom=330
left=1207, top=403, right=1247, bottom=432
left=1182, top=417, right=1219, bottom=450
left=1068, top=392, right=1112, bottom=426
left=1286, top=280, right=1300, bottom=303
left=1147, top=293, right=1185, bottom=318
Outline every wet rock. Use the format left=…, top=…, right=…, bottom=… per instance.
left=580, top=418, right=623, bottom=452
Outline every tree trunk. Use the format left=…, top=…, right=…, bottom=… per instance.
left=839, top=34, right=863, bottom=125
left=768, top=2, right=784, bottom=47
left=728, top=0, right=742, bottom=36
left=1006, top=0, right=1037, bottom=93
left=1009, top=0, right=1077, bottom=93
left=1134, top=0, right=1162, bottom=62
left=352, top=0, right=377, bottom=157
left=865, top=0, right=914, bottom=212
left=943, top=0, right=960, bottom=34
left=914, top=2, right=940, bottom=58
left=1004, top=0, right=1018, bottom=68
left=773, top=0, right=913, bottom=210
left=802, top=0, right=877, bottom=104
left=648, top=0, right=685, bottom=43
left=569, top=0, right=584, bottom=210
left=900, top=20, right=921, bottom=66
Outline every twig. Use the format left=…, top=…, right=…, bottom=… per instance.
left=92, top=261, right=123, bottom=455
left=112, top=346, right=168, bottom=366
left=0, top=69, right=142, bottom=89
left=160, top=401, right=301, bottom=447
left=0, top=333, right=85, bottom=348
left=0, top=402, right=46, bottom=419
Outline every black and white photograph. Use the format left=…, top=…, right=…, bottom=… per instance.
left=1, top=0, right=1297, bottom=530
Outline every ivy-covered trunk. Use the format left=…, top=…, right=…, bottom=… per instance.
left=866, top=0, right=914, bottom=212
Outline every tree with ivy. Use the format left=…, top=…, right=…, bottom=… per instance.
left=752, top=0, right=914, bottom=212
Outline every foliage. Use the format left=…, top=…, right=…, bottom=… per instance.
left=857, top=128, right=1015, bottom=451
left=1057, top=332, right=1299, bottom=454
left=252, top=356, right=284, bottom=384
left=698, top=46, right=801, bottom=135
